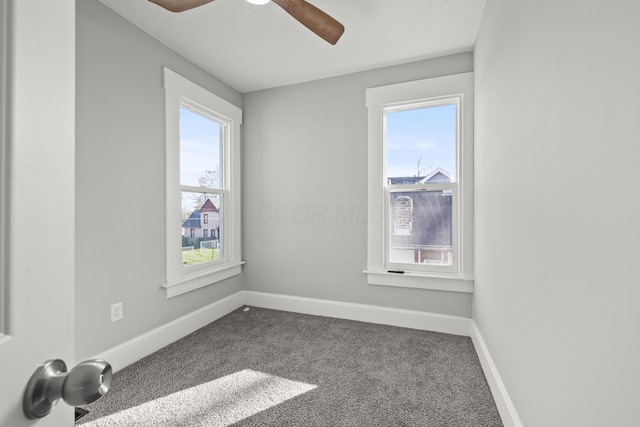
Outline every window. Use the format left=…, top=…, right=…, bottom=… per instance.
left=163, top=68, right=243, bottom=298
left=365, top=73, right=473, bottom=292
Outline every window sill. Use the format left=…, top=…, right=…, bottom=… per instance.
left=364, top=270, right=473, bottom=293
left=163, top=261, right=245, bottom=298
left=0, top=334, right=13, bottom=348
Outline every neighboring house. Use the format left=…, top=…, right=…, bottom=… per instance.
left=389, top=168, right=453, bottom=265
left=182, top=198, right=220, bottom=245
left=387, top=167, right=452, bottom=185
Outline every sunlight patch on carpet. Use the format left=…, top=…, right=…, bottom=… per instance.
left=82, top=369, right=317, bottom=427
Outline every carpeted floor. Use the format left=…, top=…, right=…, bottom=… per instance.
left=78, top=306, right=503, bottom=426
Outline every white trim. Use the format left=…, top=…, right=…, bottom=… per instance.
left=162, top=67, right=243, bottom=298
left=470, top=321, right=523, bottom=427
left=91, top=290, right=472, bottom=373
left=88, top=292, right=521, bottom=426
left=366, top=72, right=474, bottom=285
left=388, top=182, right=453, bottom=192
left=163, top=68, right=242, bottom=123
left=244, top=291, right=471, bottom=337
left=364, top=270, right=473, bottom=293
left=0, top=0, right=8, bottom=339
left=366, top=72, right=472, bottom=107
left=92, top=292, right=245, bottom=373
left=163, top=262, right=245, bottom=299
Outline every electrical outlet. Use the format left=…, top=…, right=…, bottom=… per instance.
left=111, top=302, right=123, bottom=322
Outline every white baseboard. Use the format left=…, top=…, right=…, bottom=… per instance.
left=94, top=290, right=472, bottom=375
left=91, top=292, right=518, bottom=426
left=470, top=321, right=523, bottom=427
left=244, top=291, right=471, bottom=337
left=94, top=291, right=245, bottom=372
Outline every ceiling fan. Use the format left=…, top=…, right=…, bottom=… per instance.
left=148, top=0, right=345, bottom=45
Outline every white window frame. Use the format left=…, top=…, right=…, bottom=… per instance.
left=0, top=0, right=7, bottom=337
left=162, top=67, right=243, bottom=298
left=365, top=72, right=474, bottom=293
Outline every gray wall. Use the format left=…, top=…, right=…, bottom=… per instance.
left=75, top=0, right=243, bottom=361
left=474, top=0, right=640, bottom=425
left=242, top=53, right=473, bottom=317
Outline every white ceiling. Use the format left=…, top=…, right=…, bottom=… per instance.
left=98, top=0, right=486, bottom=93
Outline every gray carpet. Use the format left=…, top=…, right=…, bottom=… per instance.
left=78, top=306, right=503, bottom=426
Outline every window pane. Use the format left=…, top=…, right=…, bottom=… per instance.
left=180, top=106, right=222, bottom=189
left=386, top=103, right=456, bottom=184
left=181, top=192, right=222, bottom=266
left=389, top=190, right=452, bottom=266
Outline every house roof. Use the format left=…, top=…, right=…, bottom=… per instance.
left=387, top=168, right=452, bottom=186
left=200, top=198, right=219, bottom=212
left=419, top=168, right=452, bottom=184
left=182, top=199, right=219, bottom=228
left=182, top=210, right=201, bottom=228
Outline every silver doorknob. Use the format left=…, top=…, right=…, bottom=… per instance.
left=23, top=359, right=112, bottom=419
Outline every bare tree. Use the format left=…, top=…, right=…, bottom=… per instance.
left=189, top=166, right=221, bottom=209
left=197, top=166, right=221, bottom=188
left=414, top=156, right=433, bottom=177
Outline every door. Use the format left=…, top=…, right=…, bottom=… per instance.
left=0, top=0, right=77, bottom=426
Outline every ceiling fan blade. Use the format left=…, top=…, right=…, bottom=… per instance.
left=271, top=0, right=345, bottom=45
left=148, top=0, right=215, bottom=13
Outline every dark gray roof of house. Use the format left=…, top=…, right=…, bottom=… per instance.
left=182, top=210, right=201, bottom=228
left=388, top=170, right=452, bottom=186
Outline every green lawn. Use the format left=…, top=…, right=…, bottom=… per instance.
left=182, top=248, right=220, bottom=266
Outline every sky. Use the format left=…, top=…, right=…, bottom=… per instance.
left=178, top=102, right=457, bottom=214
left=386, top=103, right=457, bottom=181
left=180, top=106, right=222, bottom=188
left=180, top=106, right=222, bottom=213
